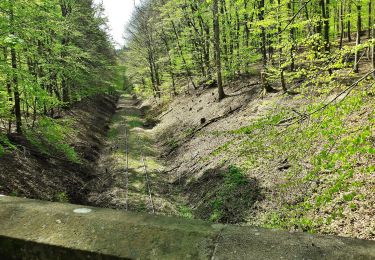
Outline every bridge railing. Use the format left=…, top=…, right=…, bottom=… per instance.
left=0, top=195, right=374, bottom=259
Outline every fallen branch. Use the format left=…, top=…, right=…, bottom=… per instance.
left=159, top=108, right=173, bottom=119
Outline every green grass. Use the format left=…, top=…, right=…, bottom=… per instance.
left=207, top=87, right=375, bottom=233
left=25, top=117, right=80, bottom=163
left=178, top=205, right=194, bottom=219
left=208, top=166, right=252, bottom=223
left=127, top=118, right=143, bottom=128
left=54, top=192, right=70, bottom=203
left=0, top=134, right=14, bottom=157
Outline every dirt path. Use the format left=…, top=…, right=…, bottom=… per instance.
left=87, top=94, right=184, bottom=215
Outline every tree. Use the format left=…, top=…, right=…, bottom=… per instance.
left=121, top=0, right=375, bottom=99
left=213, top=0, right=225, bottom=100
left=0, top=0, right=118, bottom=135
left=354, top=1, right=362, bottom=73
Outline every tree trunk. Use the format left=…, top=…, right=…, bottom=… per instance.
left=369, top=1, right=372, bottom=39
left=321, top=0, right=330, bottom=53
left=243, top=0, right=250, bottom=73
left=289, top=0, right=296, bottom=71
left=354, top=3, right=362, bottom=73
left=348, top=3, right=352, bottom=42
left=258, top=0, right=277, bottom=93
left=372, top=23, right=375, bottom=78
left=60, top=1, right=71, bottom=106
left=3, top=47, right=13, bottom=133
left=259, top=0, right=267, bottom=67
left=10, top=0, right=22, bottom=134
left=339, top=0, right=344, bottom=49
left=213, top=0, right=225, bottom=100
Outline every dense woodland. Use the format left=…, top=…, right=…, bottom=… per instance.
left=124, top=0, right=375, bottom=97
left=0, top=0, right=117, bottom=138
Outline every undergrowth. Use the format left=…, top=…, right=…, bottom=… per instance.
left=209, top=166, right=259, bottom=223
left=0, top=134, right=14, bottom=156
left=25, top=117, right=80, bottom=163
left=210, top=87, right=374, bottom=235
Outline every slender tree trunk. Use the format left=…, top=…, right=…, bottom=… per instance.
left=3, top=47, right=13, bottom=133
left=219, top=0, right=229, bottom=71
left=369, top=1, right=372, bottom=39
left=354, top=3, right=362, bottom=73
left=243, top=0, right=250, bottom=73
left=372, top=22, right=375, bottom=77
left=258, top=0, right=277, bottom=93
left=235, top=6, right=241, bottom=74
left=348, top=3, right=352, bottom=42
left=288, top=0, right=296, bottom=71
left=259, top=0, right=267, bottom=67
left=321, top=0, right=330, bottom=53
left=60, top=1, right=72, bottom=106
left=11, top=47, right=22, bottom=134
left=278, top=0, right=287, bottom=92
left=62, top=78, right=69, bottom=103
left=10, top=0, right=22, bottom=134
left=147, top=50, right=160, bottom=98
left=213, top=0, right=225, bottom=100
left=339, top=0, right=344, bottom=49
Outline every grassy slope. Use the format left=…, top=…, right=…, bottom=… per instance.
left=147, top=64, right=374, bottom=240
left=201, top=86, right=374, bottom=240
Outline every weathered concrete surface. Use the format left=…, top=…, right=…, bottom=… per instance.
left=0, top=196, right=374, bottom=259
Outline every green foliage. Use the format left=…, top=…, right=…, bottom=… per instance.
left=0, top=134, right=14, bottom=157
left=0, top=0, right=119, bottom=143
left=217, top=88, right=374, bottom=232
left=178, top=205, right=194, bottom=219
left=54, top=192, right=70, bottom=203
left=209, top=166, right=252, bottom=223
left=123, top=0, right=374, bottom=98
left=166, top=138, right=179, bottom=150
left=127, top=118, right=144, bottom=128
left=25, top=117, right=80, bottom=163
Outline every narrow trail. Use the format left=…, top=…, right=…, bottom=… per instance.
left=87, top=94, right=183, bottom=215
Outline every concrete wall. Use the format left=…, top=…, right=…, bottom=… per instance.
left=0, top=195, right=374, bottom=259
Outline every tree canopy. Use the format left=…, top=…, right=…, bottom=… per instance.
left=0, top=0, right=118, bottom=135
left=123, top=0, right=375, bottom=97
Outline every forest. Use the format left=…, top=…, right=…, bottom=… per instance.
left=124, top=0, right=375, bottom=98
left=0, top=0, right=117, bottom=143
left=0, top=0, right=374, bottom=244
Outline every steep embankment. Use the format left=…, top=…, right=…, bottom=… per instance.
left=0, top=95, right=118, bottom=204
left=141, top=74, right=374, bottom=240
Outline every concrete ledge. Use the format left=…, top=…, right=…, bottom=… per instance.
left=0, top=196, right=374, bottom=259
